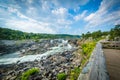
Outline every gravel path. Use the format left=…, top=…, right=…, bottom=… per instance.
left=103, top=49, right=120, bottom=80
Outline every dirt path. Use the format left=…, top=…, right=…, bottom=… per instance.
left=103, top=49, right=120, bottom=80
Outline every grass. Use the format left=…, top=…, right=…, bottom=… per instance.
left=21, top=67, right=39, bottom=80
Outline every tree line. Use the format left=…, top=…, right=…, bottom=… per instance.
left=81, top=25, right=120, bottom=41
left=0, top=25, right=119, bottom=40
left=0, top=27, right=80, bottom=40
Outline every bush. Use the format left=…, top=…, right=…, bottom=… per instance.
left=21, top=67, right=39, bottom=80
left=57, top=73, right=67, bottom=80
left=70, top=67, right=81, bottom=80
left=82, top=42, right=96, bottom=58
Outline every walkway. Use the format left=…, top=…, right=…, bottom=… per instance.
left=103, top=49, right=120, bottom=80
left=78, top=43, right=109, bottom=80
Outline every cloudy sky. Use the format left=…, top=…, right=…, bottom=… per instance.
left=0, top=0, right=120, bottom=35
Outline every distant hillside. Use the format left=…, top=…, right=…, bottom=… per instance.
left=0, top=27, right=80, bottom=40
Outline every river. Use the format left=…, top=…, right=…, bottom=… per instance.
left=0, top=39, right=73, bottom=65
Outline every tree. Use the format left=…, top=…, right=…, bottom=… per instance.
left=109, top=24, right=120, bottom=40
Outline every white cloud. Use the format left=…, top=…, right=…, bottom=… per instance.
left=8, top=7, right=17, bottom=13
left=57, top=19, right=72, bottom=25
left=0, top=5, right=56, bottom=34
left=51, top=7, right=73, bottom=30
left=115, top=19, right=120, bottom=25
left=84, top=13, right=95, bottom=21
left=0, top=8, right=69, bottom=34
left=6, top=20, right=56, bottom=34
left=0, top=0, right=94, bottom=34
left=84, top=0, right=120, bottom=28
left=1, top=4, right=72, bottom=34
left=7, top=7, right=28, bottom=19
left=74, top=10, right=87, bottom=21
left=52, top=7, right=68, bottom=18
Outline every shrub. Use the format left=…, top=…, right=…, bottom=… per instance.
left=70, top=67, right=81, bottom=80
left=57, top=73, right=67, bottom=80
left=82, top=42, right=96, bottom=58
left=21, top=67, right=39, bottom=80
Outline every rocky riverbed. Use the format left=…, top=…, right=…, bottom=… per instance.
left=0, top=39, right=81, bottom=80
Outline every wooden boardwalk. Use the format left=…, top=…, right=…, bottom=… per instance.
left=103, top=49, right=120, bottom=80
left=78, top=43, right=109, bottom=80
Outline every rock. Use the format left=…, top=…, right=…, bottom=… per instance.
left=52, top=69, right=56, bottom=74
left=64, top=69, right=68, bottom=74
left=45, top=71, right=50, bottom=77
left=59, top=69, right=64, bottom=73
left=21, top=49, right=26, bottom=53
left=16, top=60, right=20, bottom=64
left=23, top=67, right=29, bottom=71
left=33, top=76, right=42, bottom=80
left=48, top=73, right=52, bottom=77
left=70, top=58, right=73, bottom=61
left=7, top=71, right=14, bottom=75
left=44, top=44, right=49, bottom=48
left=17, top=70, right=23, bottom=74
left=9, top=76, right=16, bottom=80
left=6, top=75, right=12, bottom=80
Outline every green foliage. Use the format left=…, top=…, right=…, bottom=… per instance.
left=81, top=25, right=120, bottom=41
left=0, top=27, right=80, bottom=40
left=82, top=42, right=96, bottom=58
left=70, top=67, right=81, bottom=80
left=57, top=73, right=67, bottom=80
left=21, top=68, right=39, bottom=80
left=34, top=39, right=40, bottom=42
left=81, top=58, right=87, bottom=66
left=109, top=24, right=120, bottom=40
left=82, top=30, right=109, bottom=39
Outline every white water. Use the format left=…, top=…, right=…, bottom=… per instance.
left=0, top=40, right=73, bottom=65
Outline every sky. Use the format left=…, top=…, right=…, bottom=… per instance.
left=0, top=0, right=120, bottom=35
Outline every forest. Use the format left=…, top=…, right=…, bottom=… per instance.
left=0, top=27, right=80, bottom=40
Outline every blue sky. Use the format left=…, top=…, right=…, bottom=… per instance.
left=0, top=0, right=120, bottom=35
